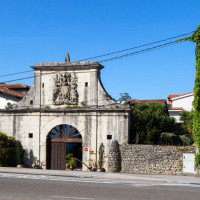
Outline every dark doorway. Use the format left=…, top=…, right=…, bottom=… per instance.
left=46, top=124, right=82, bottom=170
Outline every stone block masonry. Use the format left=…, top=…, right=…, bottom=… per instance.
left=108, top=144, right=195, bottom=175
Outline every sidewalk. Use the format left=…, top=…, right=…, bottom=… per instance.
left=0, top=167, right=199, bottom=185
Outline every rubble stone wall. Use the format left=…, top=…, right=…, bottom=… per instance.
left=120, top=144, right=195, bottom=175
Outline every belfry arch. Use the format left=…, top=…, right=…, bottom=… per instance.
left=46, top=124, right=82, bottom=170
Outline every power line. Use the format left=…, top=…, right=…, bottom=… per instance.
left=1, top=38, right=188, bottom=83
left=100, top=40, right=185, bottom=63
left=0, top=31, right=194, bottom=78
left=77, top=31, right=194, bottom=61
left=0, top=70, right=33, bottom=78
left=3, top=76, right=34, bottom=83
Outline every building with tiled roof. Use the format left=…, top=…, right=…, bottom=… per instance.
left=0, top=84, right=30, bottom=109
left=167, top=91, right=194, bottom=123
left=125, top=99, right=168, bottom=115
left=126, top=99, right=166, bottom=105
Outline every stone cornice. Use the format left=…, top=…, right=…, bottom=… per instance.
left=31, top=61, right=104, bottom=71
left=0, top=107, right=130, bottom=113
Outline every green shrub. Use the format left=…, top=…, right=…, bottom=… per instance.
left=0, top=132, right=16, bottom=166
left=0, top=132, right=24, bottom=166
left=69, top=157, right=76, bottom=167
left=129, top=102, right=193, bottom=145
left=195, top=153, right=200, bottom=168
left=65, top=153, right=73, bottom=164
left=145, top=127, right=160, bottom=144
left=159, top=132, right=180, bottom=145
left=98, top=143, right=105, bottom=168
left=16, top=140, right=24, bottom=165
left=180, top=110, right=193, bottom=134
left=179, top=134, right=193, bottom=146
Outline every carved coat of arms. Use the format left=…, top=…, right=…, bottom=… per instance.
left=53, top=73, right=78, bottom=105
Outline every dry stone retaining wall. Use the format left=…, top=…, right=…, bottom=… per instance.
left=120, top=145, right=195, bottom=175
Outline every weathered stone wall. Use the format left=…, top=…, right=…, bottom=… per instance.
left=108, top=140, right=121, bottom=172
left=0, top=109, right=129, bottom=170
left=120, top=145, right=195, bottom=175
left=0, top=60, right=130, bottom=171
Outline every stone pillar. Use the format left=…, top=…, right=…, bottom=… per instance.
left=108, top=140, right=121, bottom=172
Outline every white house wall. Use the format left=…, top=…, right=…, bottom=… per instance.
left=172, top=94, right=194, bottom=111
left=168, top=111, right=182, bottom=123
left=0, top=93, right=20, bottom=109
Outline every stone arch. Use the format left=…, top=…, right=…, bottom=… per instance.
left=46, top=124, right=82, bottom=170
left=41, top=116, right=86, bottom=144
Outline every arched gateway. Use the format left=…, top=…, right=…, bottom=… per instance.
left=0, top=54, right=130, bottom=171
left=46, top=124, right=82, bottom=170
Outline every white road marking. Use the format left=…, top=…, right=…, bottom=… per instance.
left=52, top=196, right=94, bottom=199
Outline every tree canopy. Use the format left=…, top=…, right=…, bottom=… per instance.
left=129, top=103, right=193, bottom=146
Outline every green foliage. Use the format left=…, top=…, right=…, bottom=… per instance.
left=118, top=93, right=132, bottom=103
left=179, top=26, right=200, bottom=149
left=65, top=153, right=73, bottom=164
left=195, top=153, right=200, bottom=168
left=98, top=143, right=105, bottom=168
left=159, top=132, right=180, bottom=145
left=33, top=157, right=37, bottom=164
left=87, top=158, right=95, bottom=168
left=0, top=132, right=24, bottom=166
left=16, top=140, right=24, bottom=165
left=179, top=134, right=193, bottom=146
left=192, top=26, right=200, bottom=149
left=129, top=103, right=192, bottom=145
left=145, top=127, right=160, bottom=144
left=5, top=102, right=14, bottom=110
left=0, top=132, right=16, bottom=166
left=180, top=110, right=193, bottom=134
left=68, top=157, right=76, bottom=167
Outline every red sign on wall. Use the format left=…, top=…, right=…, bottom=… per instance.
left=84, top=148, right=88, bottom=152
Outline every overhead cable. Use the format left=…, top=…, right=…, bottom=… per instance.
left=0, top=31, right=194, bottom=78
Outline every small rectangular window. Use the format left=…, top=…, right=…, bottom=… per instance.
left=107, top=135, right=112, bottom=140
left=29, top=133, right=33, bottom=138
left=42, top=83, right=44, bottom=88
left=30, top=100, right=33, bottom=105
left=85, top=82, right=88, bottom=87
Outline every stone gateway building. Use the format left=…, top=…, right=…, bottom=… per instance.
left=0, top=55, right=130, bottom=171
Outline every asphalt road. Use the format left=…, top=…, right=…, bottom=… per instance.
left=0, top=174, right=200, bottom=200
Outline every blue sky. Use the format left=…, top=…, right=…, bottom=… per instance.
left=0, top=0, right=199, bottom=100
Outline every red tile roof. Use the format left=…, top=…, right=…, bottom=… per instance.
left=168, top=94, right=182, bottom=99
left=168, top=90, right=194, bottom=100
left=0, top=84, right=29, bottom=98
left=125, top=99, right=166, bottom=105
left=0, top=84, right=30, bottom=89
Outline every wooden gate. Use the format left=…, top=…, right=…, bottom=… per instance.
left=50, top=142, right=66, bottom=170
left=46, top=124, right=82, bottom=170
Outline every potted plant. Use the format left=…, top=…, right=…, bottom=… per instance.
left=65, top=153, right=73, bottom=169
left=87, top=158, right=96, bottom=171
left=69, top=157, right=76, bottom=170
left=32, top=157, right=37, bottom=169
left=97, top=143, right=106, bottom=172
